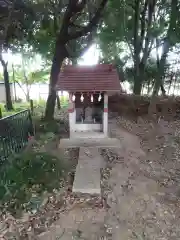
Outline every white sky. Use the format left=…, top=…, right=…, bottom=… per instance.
left=0, top=44, right=99, bottom=74
left=2, top=44, right=180, bottom=98
left=78, top=44, right=99, bottom=65
left=1, top=43, right=179, bottom=76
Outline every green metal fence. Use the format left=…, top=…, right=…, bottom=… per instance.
left=0, top=110, right=34, bottom=162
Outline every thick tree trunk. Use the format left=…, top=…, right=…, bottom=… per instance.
left=44, top=43, right=67, bottom=120
left=133, top=78, right=142, bottom=95
left=3, top=62, right=13, bottom=110
left=56, top=94, right=61, bottom=110
left=133, top=65, right=145, bottom=95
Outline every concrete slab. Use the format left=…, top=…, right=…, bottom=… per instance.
left=59, top=137, right=121, bottom=148
left=72, top=147, right=103, bottom=194
left=71, top=131, right=105, bottom=139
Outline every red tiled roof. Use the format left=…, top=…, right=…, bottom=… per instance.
left=56, top=64, right=122, bottom=92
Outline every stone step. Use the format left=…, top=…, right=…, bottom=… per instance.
left=59, top=137, right=121, bottom=148
left=72, top=147, right=103, bottom=195
left=71, top=131, right=106, bottom=139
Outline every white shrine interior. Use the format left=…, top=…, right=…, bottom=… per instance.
left=69, top=92, right=108, bottom=136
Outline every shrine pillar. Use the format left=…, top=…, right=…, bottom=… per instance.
left=68, top=93, right=75, bottom=136
left=103, top=92, right=108, bottom=136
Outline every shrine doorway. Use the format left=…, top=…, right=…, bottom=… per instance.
left=73, top=92, right=104, bottom=133
left=75, top=92, right=103, bottom=123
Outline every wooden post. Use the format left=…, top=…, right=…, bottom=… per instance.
left=0, top=107, right=2, bottom=119
left=30, top=99, right=34, bottom=115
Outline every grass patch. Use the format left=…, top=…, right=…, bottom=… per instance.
left=0, top=151, right=66, bottom=216
left=0, top=102, right=32, bottom=117
left=0, top=96, right=68, bottom=118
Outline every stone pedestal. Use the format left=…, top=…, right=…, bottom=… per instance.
left=84, top=107, right=93, bottom=122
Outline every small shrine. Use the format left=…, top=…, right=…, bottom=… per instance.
left=56, top=64, right=121, bottom=138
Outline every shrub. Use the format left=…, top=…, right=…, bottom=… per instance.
left=0, top=103, right=5, bottom=111
left=34, top=118, right=60, bottom=135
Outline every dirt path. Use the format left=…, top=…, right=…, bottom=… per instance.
left=37, top=119, right=180, bottom=239
left=105, top=119, right=180, bottom=239
left=38, top=208, right=106, bottom=240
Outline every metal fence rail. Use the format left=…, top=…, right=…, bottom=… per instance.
left=0, top=109, right=34, bottom=162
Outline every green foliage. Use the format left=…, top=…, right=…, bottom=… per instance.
left=10, top=53, right=49, bottom=84
left=0, top=0, right=36, bottom=52
left=60, top=95, right=68, bottom=108
left=0, top=151, right=65, bottom=215
left=98, top=0, right=180, bottom=94
left=1, top=101, right=44, bottom=117
left=34, top=98, right=46, bottom=108
left=0, top=102, right=29, bottom=117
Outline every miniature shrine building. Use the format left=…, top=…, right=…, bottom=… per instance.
left=56, top=64, right=121, bottom=138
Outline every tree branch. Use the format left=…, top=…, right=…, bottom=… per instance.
left=124, top=36, right=134, bottom=59
left=139, top=0, right=148, bottom=51
left=57, top=0, right=87, bottom=43
left=68, top=0, right=108, bottom=40
left=13, top=78, right=27, bottom=97
left=133, top=0, right=140, bottom=63
left=69, top=22, right=85, bottom=30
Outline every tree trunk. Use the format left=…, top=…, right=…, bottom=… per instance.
left=153, top=79, right=160, bottom=95
left=168, top=75, right=173, bottom=95
left=71, top=58, right=78, bottom=65
left=56, top=93, right=61, bottom=110
left=153, top=0, right=178, bottom=96
left=173, top=76, right=177, bottom=96
left=0, top=107, right=2, bottom=119
left=147, top=79, right=151, bottom=95
left=133, top=65, right=144, bottom=95
left=44, top=43, right=67, bottom=120
left=12, top=64, right=17, bottom=101
left=161, top=84, right=166, bottom=96
left=26, top=90, right=30, bottom=102
left=3, top=62, right=13, bottom=110
left=133, top=0, right=154, bottom=95
left=133, top=0, right=141, bottom=95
